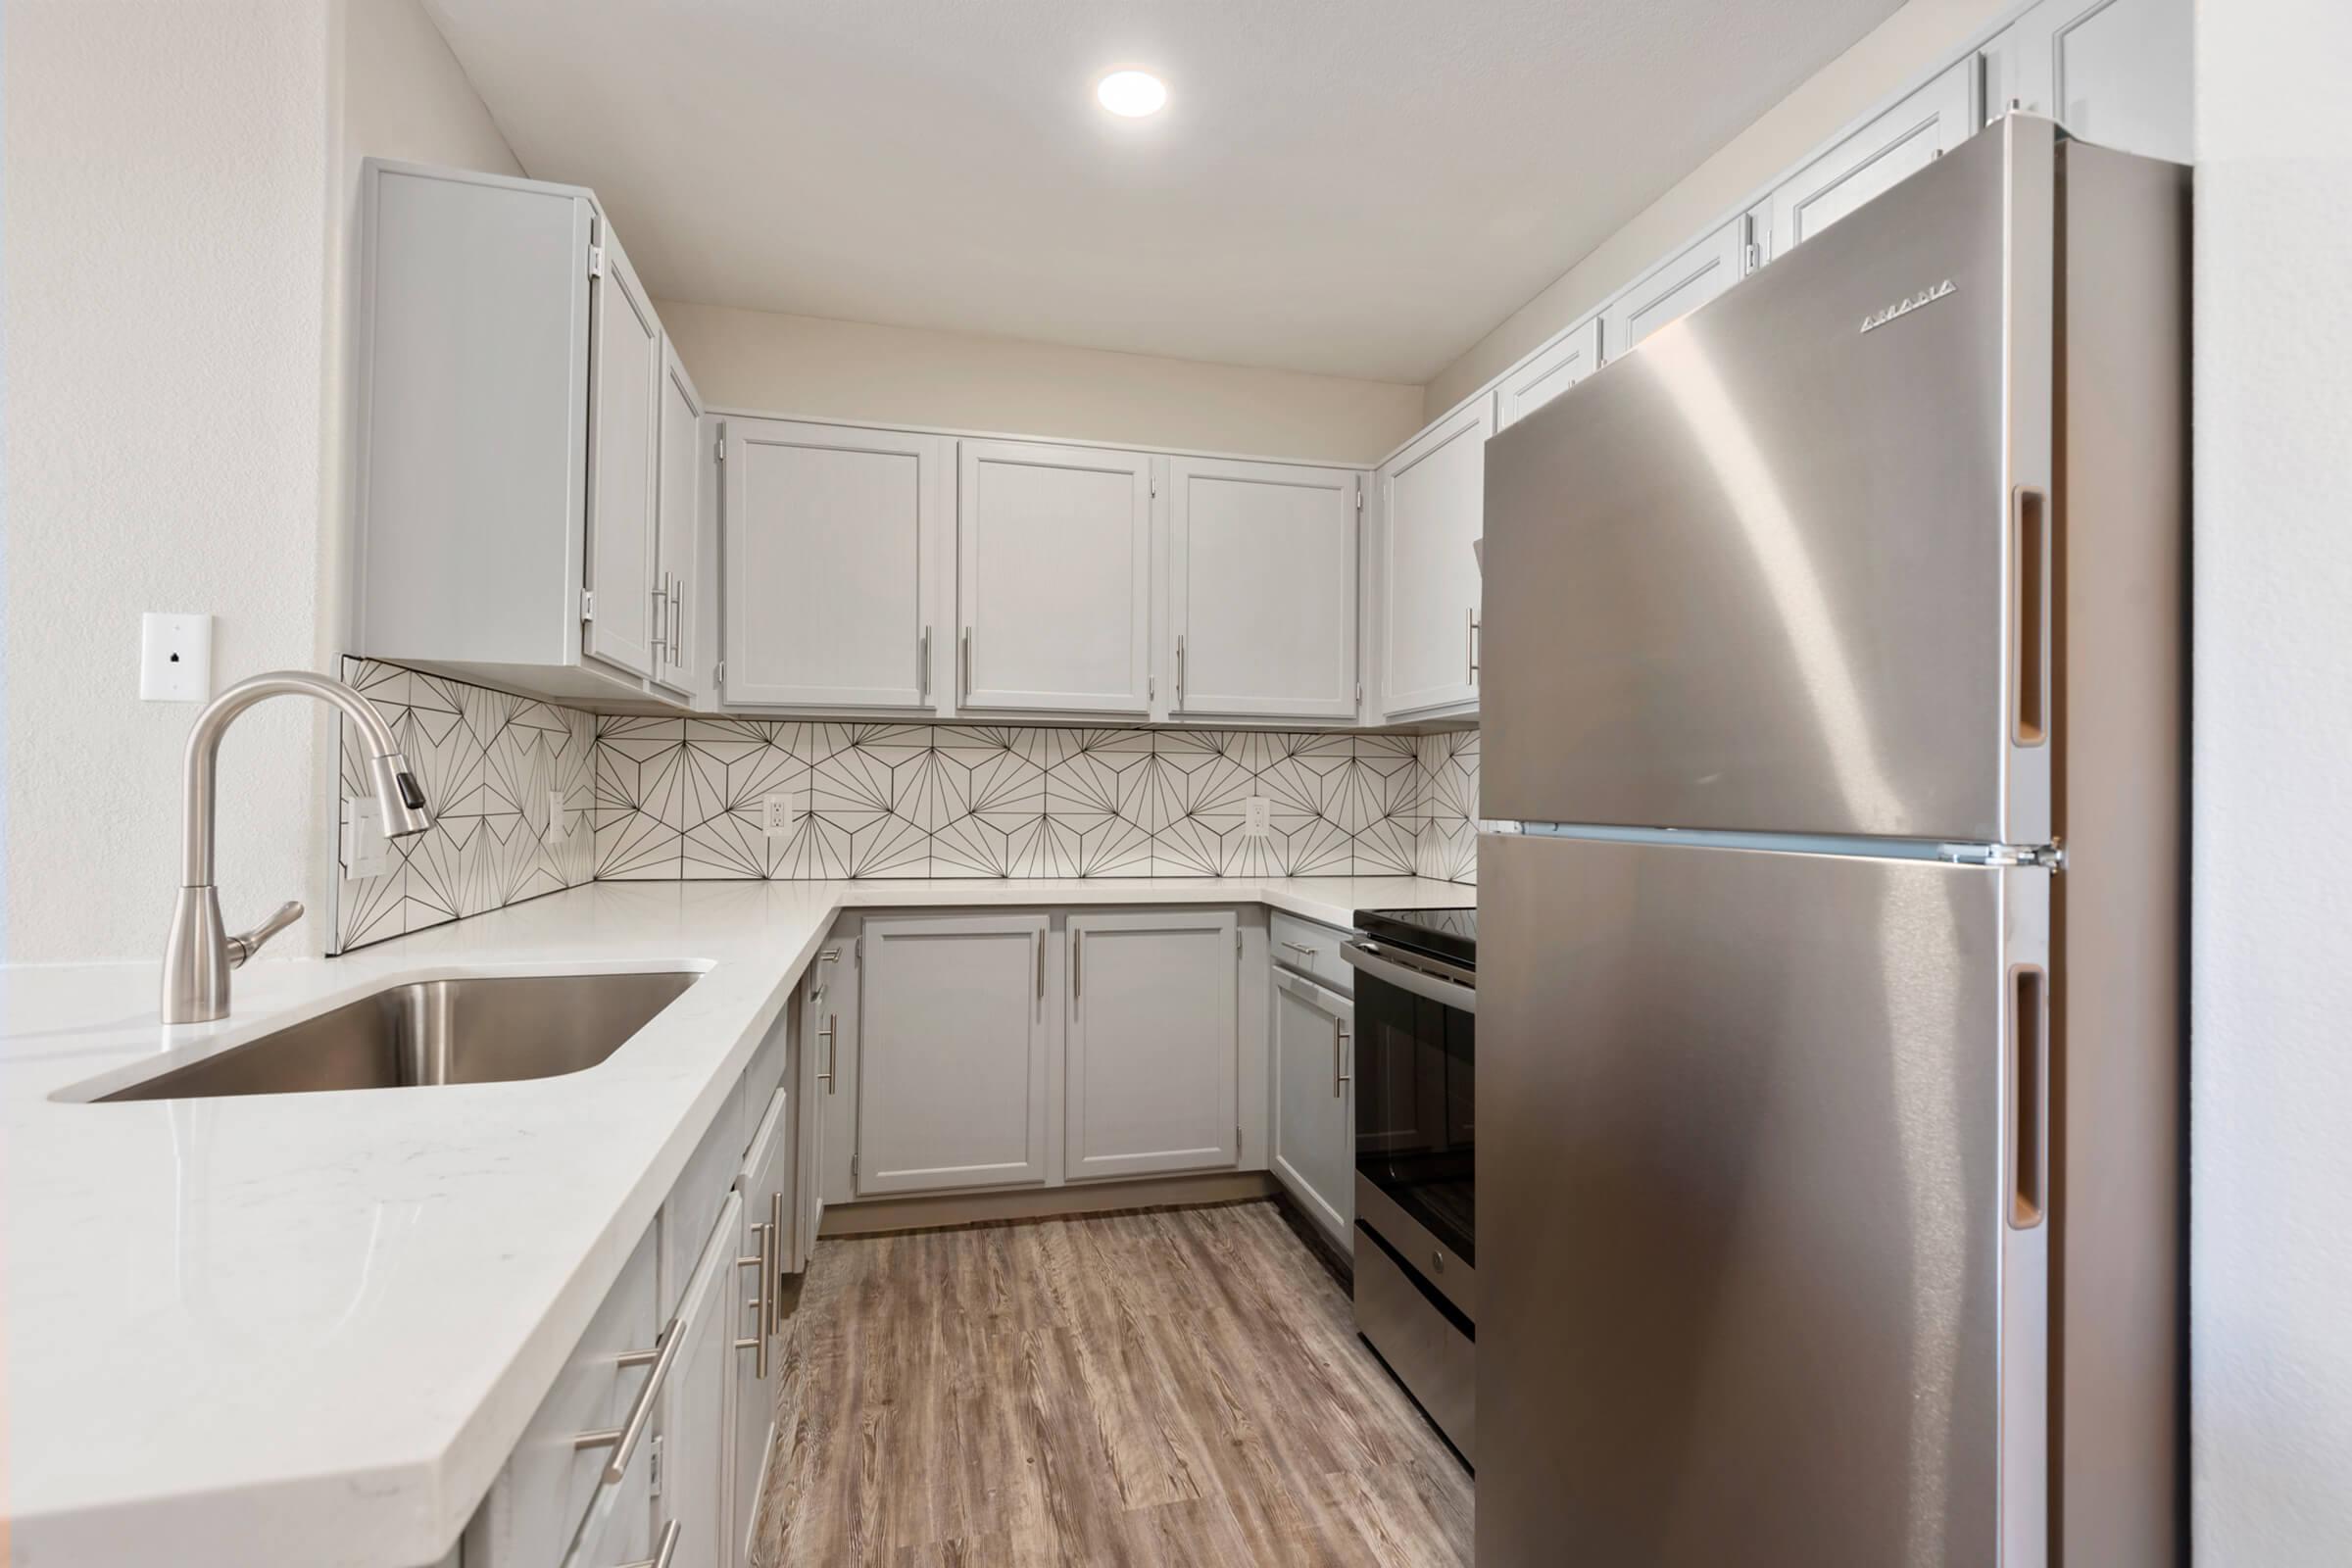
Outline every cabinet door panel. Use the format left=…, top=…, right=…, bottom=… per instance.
left=957, top=441, right=1152, bottom=715
left=858, top=914, right=1051, bottom=1194
left=1272, top=970, right=1353, bottom=1247
left=1496, top=318, right=1601, bottom=430
left=1171, top=459, right=1358, bottom=719
left=582, top=232, right=662, bottom=681
left=1066, top=911, right=1239, bottom=1180
left=658, top=1193, right=740, bottom=1568
left=1601, top=219, right=1744, bottom=356
left=651, top=340, right=703, bottom=701
left=1980, top=0, right=2190, bottom=164
left=731, top=1093, right=789, bottom=1567
left=1768, top=62, right=1975, bottom=258
left=724, top=420, right=941, bottom=709
left=1380, top=400, right=1492, bottom=718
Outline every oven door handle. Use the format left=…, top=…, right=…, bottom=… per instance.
left=1341, top=940, right=1476, bottom=1014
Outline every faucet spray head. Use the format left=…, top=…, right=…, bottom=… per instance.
left=367, top=752, right=434, bottom=838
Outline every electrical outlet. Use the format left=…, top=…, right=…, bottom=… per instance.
left=1243, top=796, right=1272, bottom=837
left=544, top=790, right=567, bottom=847
left=139, top=612, right=213, bottom=702
left=760, top=794, right=793, bottom=839
left=343, top=798, right=393, bottom=881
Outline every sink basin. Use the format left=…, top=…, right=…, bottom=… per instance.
left=102, top=971, right=701, bottom=1101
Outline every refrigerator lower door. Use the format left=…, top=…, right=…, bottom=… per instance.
left=1479, top=831, right=2048, bottom=1567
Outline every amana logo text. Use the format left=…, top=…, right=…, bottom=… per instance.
left=1860, top=278, right=1956, bottom=335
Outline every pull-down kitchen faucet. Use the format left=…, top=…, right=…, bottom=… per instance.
left=161, top=670, right=433, bottom=1024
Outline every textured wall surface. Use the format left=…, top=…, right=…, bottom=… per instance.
left=3, top=1, right=333, bottom=960
left=657, top=300, right=1426, bottom=466
left=2191, top=0, right=2352, bottom=1559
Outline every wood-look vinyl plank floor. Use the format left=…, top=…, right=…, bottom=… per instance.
left=756, top=1200, right=1474, bottom=1567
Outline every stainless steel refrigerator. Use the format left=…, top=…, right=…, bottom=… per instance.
left=1476, top=116, right=2184, bottom=1566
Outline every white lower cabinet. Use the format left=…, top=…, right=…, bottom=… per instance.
left=655, top=1191, right=741, bottom=1568
left=858, top=912, right=1052, bottom=1195
left=1271, top=968, right=1354, bottom=1249
left=731, top=1092, right=791, bottom=1566
left=1065, top=911, right=1241, bottom=1180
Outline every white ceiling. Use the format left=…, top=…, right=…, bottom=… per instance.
left=423, top=0, right=1907, bottom=384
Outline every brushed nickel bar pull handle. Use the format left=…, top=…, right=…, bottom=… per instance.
left=2011, top=485, right=2048, bottom=746
left=616, top=1518, right=682, bottom=1568
left=767, top=1192, right=785, bottom=1339
left=919, top=625, right=931, bottom=702
left=1073, top=929, right=1083, bottom=1002
left=1467, top=608, right=1480, bottom=681
left=1035, top=931, right=1044, bottom=1001
left=669, top=583, right=684, bottom=669
left=573, top=1314, right=682, bottom=1483
left=2008, top=963, right=2049, bottom=1229
left=825, top=1013, right=839, bottom=1094
left=1280, top=940, right=1316, bottom=961
left=960, top=627, right=972, bottom=704
left=1175, top=633, right=1186, bottom=706
left=734, top=1215, right=772, bottom=1377
left=1336, top=1020, right=1351, bottom=1098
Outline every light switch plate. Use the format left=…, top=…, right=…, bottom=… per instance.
left=1243, top=796, right=1272, bottom=837
left=139, top=612, right=213, bottom=701
left=343, top=799, right=393, bottom=882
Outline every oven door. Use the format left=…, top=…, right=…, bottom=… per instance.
left=1345, top=940, right=1476, bottom=1281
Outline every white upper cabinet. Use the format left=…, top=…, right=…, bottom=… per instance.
left=1495, top=318, right=1602, bottom=430
left=1600, top=219, right=1744, bottom=357
left=858, top=913, right=1051, bottom=1196
left=956, top=440, right=1153, bottom=716
left=356, top=162, right=688, bottom=708
left=1065, top=911, right=1240, bottom=1181
left=1980, top=0, right=2190, bottom=164
left=1380, top=397, right=1492, bottom=719
left=581, top=231, right=663, bottom=684
left=1168, top=458, right=1360, bottom=721
left=722, top=419, right=946, bottom=710
left=1765, top=61, right=1977, bottom=259
left=650, top=338, right=704, bottom=703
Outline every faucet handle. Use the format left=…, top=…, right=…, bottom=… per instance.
left=224, top=901, right=304, bottom=969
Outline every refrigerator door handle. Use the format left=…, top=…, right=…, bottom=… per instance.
left=2008, top=962, right=2049, bottom=1228
left=2011, top=485, right=2049, bottom=747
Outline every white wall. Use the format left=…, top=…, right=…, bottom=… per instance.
left=2192, top=0, right=2352, bottom=1559
left=3, top=0, right=335, bottom=962
left=657, top=299, right=1426, bottom=466
left=1423, top=0, right=2014, bottom=417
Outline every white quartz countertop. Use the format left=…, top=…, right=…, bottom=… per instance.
left=0, top=875, right=1473, bottom=1568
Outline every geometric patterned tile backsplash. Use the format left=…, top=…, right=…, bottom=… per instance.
left=333, top=659, right=597, bottom=952
left=335, top=661, right=1476, bottom=951
left=596, top=719, right=1452, bottom=883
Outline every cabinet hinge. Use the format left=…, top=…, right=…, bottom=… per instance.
left=1744, top=241, right=1761, bottom=274
left=1149, top=675, right=1156, bottom=702
left=1355, top=482, right=1364, bottom=513
left=1236, top=1123, right=1243, bottom=1150
left=587, top=244, right=606, bottom=280
left=1150, top=479, right=1159, bottom=498
left=1355, top=681, right=1363, bottom=707
left=714, top=434, right=726, bottom=464
left=648, top=1433, right=663, bottom=1496
left=1236, top=930, right=1243, bottom=958
left=851, top=1152, right=858, bottom=1182
left=580, top=591, right=596, bottom=622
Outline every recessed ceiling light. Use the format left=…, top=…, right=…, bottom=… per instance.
left=1096, top=70, right=1168, bottom=118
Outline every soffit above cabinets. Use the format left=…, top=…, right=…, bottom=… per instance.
left=420, top=0, right=1908, bottom=383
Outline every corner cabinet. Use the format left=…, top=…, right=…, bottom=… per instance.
left=857, top=913, right=1052, bottom=1195
left=720, top=419, right=948, bottom=711
left=1379, top=397, right=1492, bottom=721
left=956, top=441, right=1153, bottom=717
left=1168, top=459, right=1361, bottom=720
left=354, top=160, right=701, bottom=709
left=1065, top=911, right=1241, bottom=1180
left=1272, top=967, right=1354, bottom=1248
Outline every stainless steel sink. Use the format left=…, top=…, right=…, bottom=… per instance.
left=103, top=971, right=701, bottom=1101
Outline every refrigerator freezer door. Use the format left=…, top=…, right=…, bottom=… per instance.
left=1481, top=117, right=2054, bottom=846
left=1478, top=831, right=2047, bottom=1566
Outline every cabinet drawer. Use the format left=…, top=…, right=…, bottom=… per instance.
left=661, top=1077, right=747, bottom=1311
left=487, top=1220, right=660, bottom=1568
left=1271, top=911, right=1352, bottom=996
